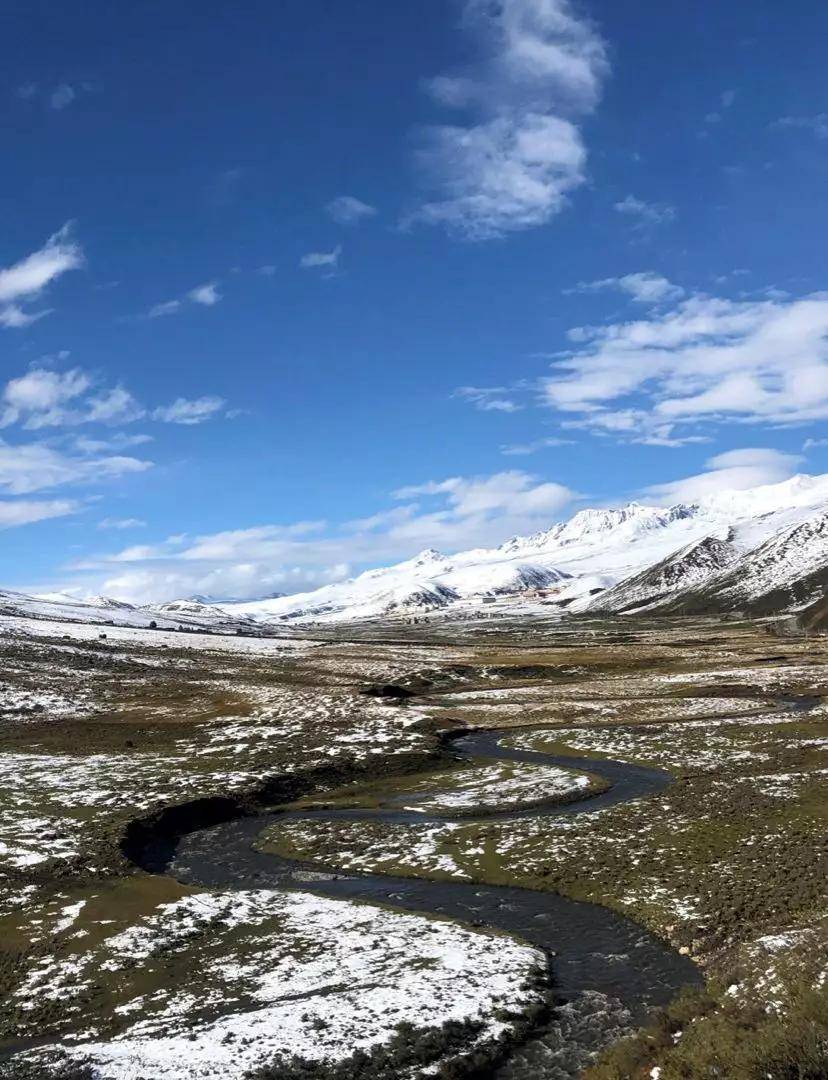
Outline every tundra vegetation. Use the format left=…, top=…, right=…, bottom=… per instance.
left=0, top=610, right=825, bottom=1077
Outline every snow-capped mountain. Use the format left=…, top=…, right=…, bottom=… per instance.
left=589, top=536, right=741, bottom=614
left=218, top=473, right=828, bottom=625
left=4, top=472, right=828, bottom=631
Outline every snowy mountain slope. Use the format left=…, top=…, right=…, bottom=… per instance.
left=0, top=589, right=254, bottom=634
left=588, top=536, right=741, bottom=614
left=660, top=512, right=828, bottom=616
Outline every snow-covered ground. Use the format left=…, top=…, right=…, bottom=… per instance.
left=18, top=890, right=546, bottom=1080
left=398, top=760, right=595, bottom=814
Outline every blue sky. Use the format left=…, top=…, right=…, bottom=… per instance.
left=3, top=0, right=828, bottom=602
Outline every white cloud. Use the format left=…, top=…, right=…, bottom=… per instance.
left=300, top=246, right=342, bottom=270
left=1, top=369, right=145, bottom=430
left=454, top=386, right=523, bottom=412
left=0, top=442, right=151, bottom=495
left=3, top=368, right=90, bottom=416
left=148, top=299, right=183, bottom=318
left=65, top=470, right=579, bottom=602
left=704, top=88, right=737, bottom=125
left=188, top=282, right=222, bottom=306
left=392, top=470, right=574, bottom=519
left=325, top=196, right=377, bottom=226
left=147, top=281, right=222, bottom=318
left=74, top=433, right=153, bottom=453
left=568, top=271, right=684, bottom=304
left=772, top=114, right=828, bottom=139
left=410, top=0, right=608, bottom=239
left=500, top=436, right=574, bottom=455
left=98, top=517, right=147, bottom=530
left=0, top=224, right=83, bottom=328
left=542, top=288, right=828, bottom=441
left=0, top=304, right=51, bottom=328
left=152, top=396, right=225, bottom=425
left=0, top=499, right=78, bottom=529
left=614, top=194, right=675, bottom=228
left=84, top=387, right=145, bottom=426
left=50, top=84, right=76, bottom=110
left=643, top=448, right=804, bottom=504
left=804, top=437, right=828, bottom=450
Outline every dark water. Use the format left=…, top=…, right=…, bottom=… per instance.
left=163, top=729, right=701, bottom=1078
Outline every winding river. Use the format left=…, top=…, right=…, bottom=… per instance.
left=150, top=729, right=702, bottom=1079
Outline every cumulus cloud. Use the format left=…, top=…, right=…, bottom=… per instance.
left=614, top=194, right=675, bottom=228
left=542, top=288, right=828, bottom=442
left=299, top=246, right=342, bottom=270
left=325, top=196, right=377, bottom=225
left=0, top=366, right=226, bottom=437
left=410, top=0, right=608, bottom=239
left=152, top=396, right=225, bottom=425
left=643, top=448, right=804, bottom=504
left=0, top=368, right=144, bottom=430
left=0, top=224, right=83, bottom=328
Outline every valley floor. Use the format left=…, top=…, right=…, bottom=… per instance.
left=0, top=611, right=825, bottom=1078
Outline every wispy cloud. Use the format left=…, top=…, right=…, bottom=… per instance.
left=147, top=280, right=223, bottom=318
left=771, top=114, right=828, bottom=139
left=98, top=517, right=146, bottom=530
left=614, top=194, right=675, bottom=229
left=500, top=436, right=574, bottom=455
left=299, top=245, right=342, bottom=270
left=152, top=396, right=225, bottom=425
left=454, top=386, right=523, bottom=412
left=566, top=271, right=684, bottom=304
left=0, top=442, right=151, bottom=496
left=147, top=300, right=182, bottom=318
left=0, top=498, right=79, bottom=530
left=704, top=88, right=737, bottom=125
left=15, top=82, right=90, bottom=111
left=0, top=224, right=83, bottom=329
left=325, top=196, right=377, bottom=226
left=409, top=0, right=609, bottom=239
